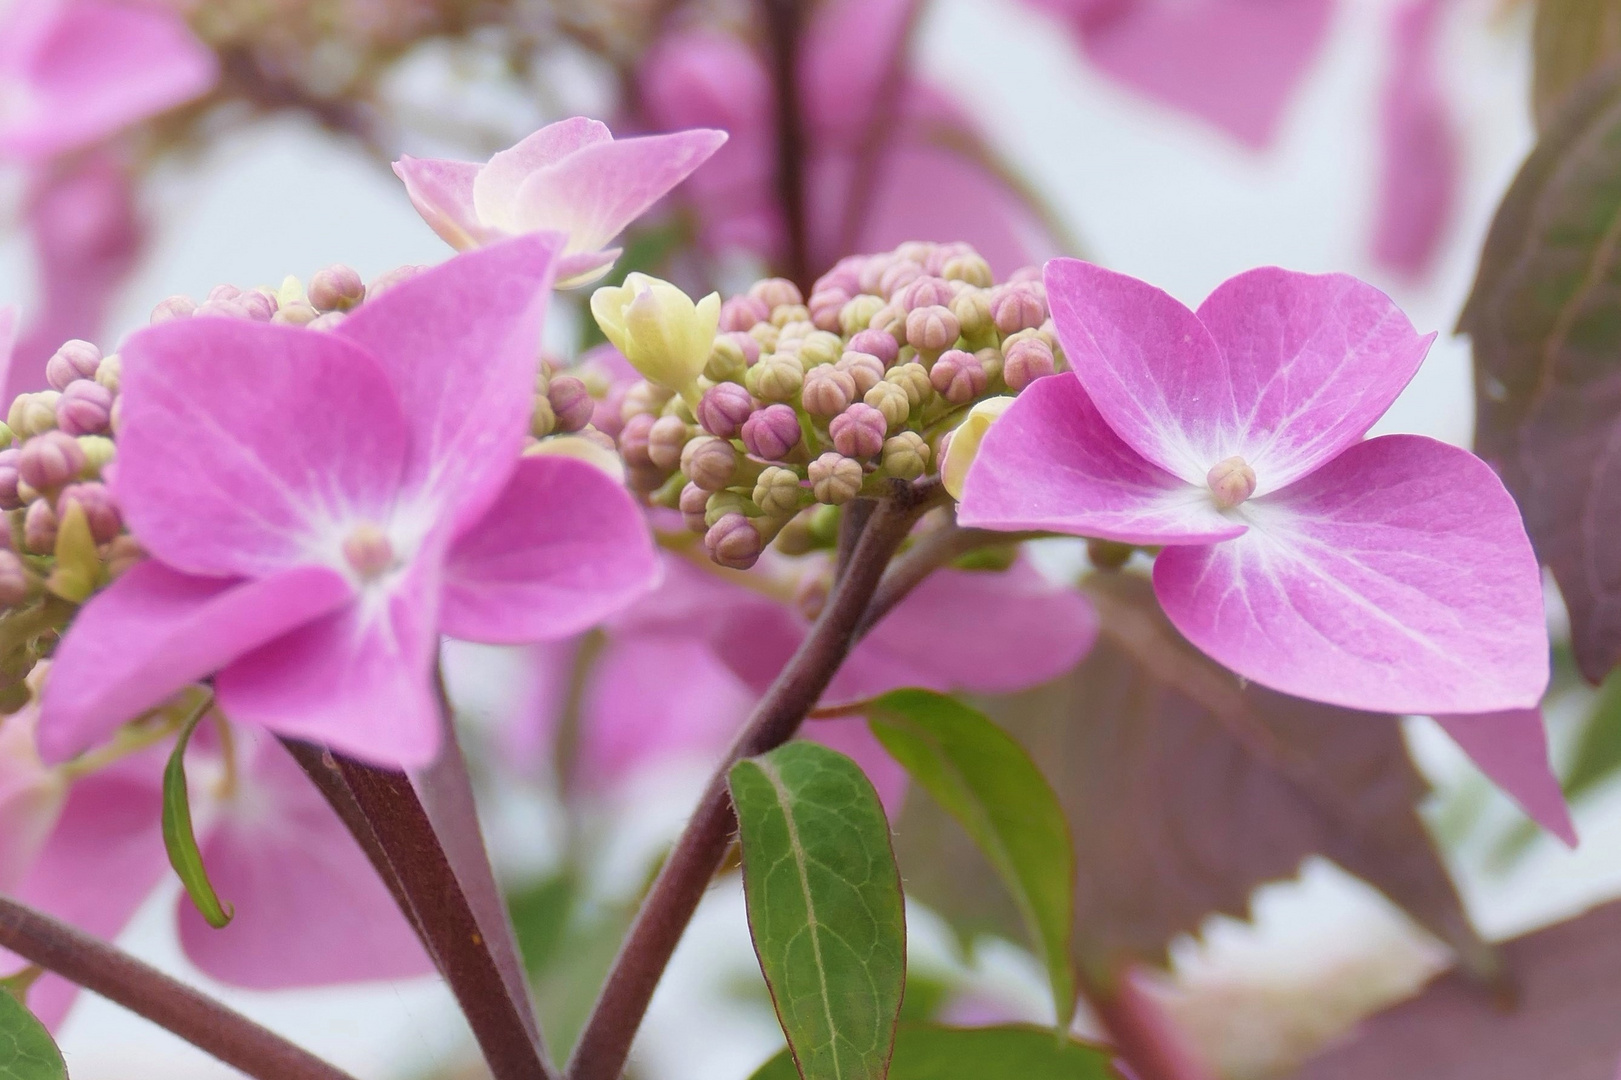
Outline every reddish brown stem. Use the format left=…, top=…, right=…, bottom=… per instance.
left=1086, top=969, right=1217, bottom=1080
left=0, top=896, right=354, bottom=1080
left=761, top=0, right=810, bottom=288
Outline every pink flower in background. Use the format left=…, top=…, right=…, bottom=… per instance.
left=394, top=117, right=728, bottom=287
left=639, top=0, right=1062, bottom=277
left=959, top=259, right=1570, bottom=840
left=39, top=235, right=659, bottom=770
left=0, top=709, right=430, bottom=1029
left=0, top=0, right=216, bottom=163
left=1372, top=0, right=1459, bottom=278
left=960, top=259, right=1546, bottom=717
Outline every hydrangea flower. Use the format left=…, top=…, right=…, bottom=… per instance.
left=959, top=259, right=1547, bottom=718
left=393, top=117, right=727, bottom=288
left=0, top=708, right=429, bottom=1029
left=38, top=234, right=659, bottom=770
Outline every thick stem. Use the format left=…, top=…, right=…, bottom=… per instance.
left=0, top=896, right=354, bottom=1080
left=1084, top=969, right=1216, bottom=1080
left=566, top=483, right=939, bottom=1080
left=761, top=0, right=810, bottom=288
left=858, top=523, right=1047, bottom=635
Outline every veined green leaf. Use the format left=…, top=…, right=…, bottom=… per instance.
left=729, top=741, right=906, bottom=1080
left=162, top=694, right=232, bottom=929
left=867, top=689, right=1076, bottom=1028
left=747, top=1023, right=1121, bottom=1080
left=0, top=985, right=65, bottom=1079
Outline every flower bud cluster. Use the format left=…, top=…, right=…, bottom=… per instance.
left=590, top=241, right=1066, bottom=569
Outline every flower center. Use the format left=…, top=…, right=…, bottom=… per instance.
left=1206, top=456, right=1257, bottom=510
left=341, top=522, right=396, bottom=581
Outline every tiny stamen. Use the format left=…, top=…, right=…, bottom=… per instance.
left=342, top=522, right=395, bottom=580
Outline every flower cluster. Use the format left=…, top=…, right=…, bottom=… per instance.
left=594, top=241, right=1061, bottom=569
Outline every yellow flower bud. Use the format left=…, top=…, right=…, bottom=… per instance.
left=942, top=396, right=1015, bottom=500
left=590, top=273, right=720, bottom=395
left=46, top=501, right=101, bottom=602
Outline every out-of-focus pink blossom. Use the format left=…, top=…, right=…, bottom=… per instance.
left=394, top=117, right=727, bottom=287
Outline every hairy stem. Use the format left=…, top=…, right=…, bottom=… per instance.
left=0, top=896, right=355, bottom=1080
left=761, top=0, right=809, bottom=287
left=566, top=481, right=942, bottom=1080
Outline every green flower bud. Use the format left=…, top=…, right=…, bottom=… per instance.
left=795, top=331, right=843, bottom=370
left=771, top=304, right=811, bottom=328
left=881, top=432, right=930, bottom=480
left=808, top=453, right=864, bottom=505
left=745, top=354, right=804, bottom=403
left=942, top=254, right=993, bottom=288
left=863, top=380, right=911, bottom=431
left=531, top=394, right=557, bottom=438
left=94, top=354, right=121, bottom=394
left=754, top=466, right=805, bottom=518
left=839, top=294, right=885, bottom=336
left=884, top=362, right=932, bottom=409
left=705, top=490, right=748, bottom=529
left=705, top=335, right=751, bottom=383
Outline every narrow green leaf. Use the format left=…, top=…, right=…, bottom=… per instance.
left=729, top=741, right=907, bottom=1080
left=747, top=1024, right=1121, bottom=1080
left=867, top=689, right=1076, bottom=1028
left=162, top=694, right=232, bottom=928
left=0, top=985, right=65, bottom=1079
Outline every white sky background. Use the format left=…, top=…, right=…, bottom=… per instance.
left=10, top=0, right=1621, bottom=1076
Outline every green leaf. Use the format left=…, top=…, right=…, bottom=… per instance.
left=866, top=689, right=1075, bottom=1028
left=747, top=1024, right=1121, bottom=1080
left=162, top=693, right=232, bottom=929
left=729, top=741, right=907, bottom=1080
left=0, top=986, right=65, bottom=1079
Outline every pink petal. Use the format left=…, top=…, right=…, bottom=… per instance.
left=802, top=716, right=908, bottom=818
left=11, top=756, right=167, bottom=1029
left=1154, top=434, right=1550, bottom=715
left=178, top=735, right=432, bottom=988
left=0, top=305, right=18, bottom=403
left=955, top=372, right=1247, bottom=545
left=1044, top=0, right=1334, bottom=149
left=0, top=708, right=63, bottom=894
left=1046, top=259, right=1433, bottom=493
left=37, top=561, right=354, bottom=764
left=0, top=0, right=217, bottom=162
left=441, top=454, right=659, bottom=643
left=214, top=549, right=444, bottom=769
left=799, top=0, right=919, bottom=142
left=472, top=117, right=614, bottom=230
left=1371, top=0, right=1459, bottom=278
left=1432, top=709, right=1576, bottom=848
left=333, top=234, right=561, bottom=529
left=12, top=151, right=142, bottom=402
left=392, top=156, right=499, bottom=251
left=116, top=318, right=411, bottom=578
left=508, top=127, right=729, bottom=255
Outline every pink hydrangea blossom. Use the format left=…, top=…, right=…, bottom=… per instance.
left=0, top=707, right=430, bottom=1028
left=393, top=117, right=727, bottom=287
left=38, top=234, right=659, bottom=770
left=638, top=0, right=1061, bottom=277
left=0, top=0, right=217, bottom=163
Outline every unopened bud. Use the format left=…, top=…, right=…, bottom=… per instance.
left=830, top=403, right=887, bottom=458
left=45, top=341, right=101, bottom=390
left=930, top=349, right=988, bottom=404
left=679, top=482, right=711, bottom=532
left=705, top=490, right=747, bottom=529
left=882, top=432, right=930, bottom=480
left=19, top=431, right=85, bottom=491
left=0, top=449, right=20, bottom=511
left=696, top=383, right=755, bottom=439
left=45, top=502, right=98, bottom=601
left=1004, top=337, right=1056, bottom=391
left=863, top=380, right=911, bottom=430
left=899, top=276, right=954, bottom=311
left=809, top=453, right=864, bottom=505
left=618, top=412, right=658, bottom=468
left=802, top=366, right=858, bottom=417
left=753, top=466, right=804, bottom=518
left=23, top=499, right=56, bottom=554
left=592, top=274, right=721, bottom=394
left=905, top=305, right=960, bottom=352
left=76, top=435, right=115, bottom=475
left=8, top=392, right=59, bottom=437
left=720, top=294, right=771, bottom=332
left=104, top=535, right=144, bottom=580
left=309, top=311, right=347, bottom=331
left=681, top=435, right=737, bottom=491
left=950, top=289, right=993, bottom=341
left=745, top=354, right=804, bottom=403
left=925, top=242, right=978, bottom=276
left=56, top=380, right=113, bottom=436
left=309, top=264, right=365, bottom=311
left=150, top=295, right=197, bottom=324
left=367, top=264, right=428, bottom=299
left=706, top=333, right=754, bottom=383
left=549, top=376, right=594, bottom=433
left=942, top=396, right=1015, bottom=499
left=57, top=482, right=121, bottom=542
left=621, top=380, right=674, bottom=423
left=941, top=254, right=993, bottom=287
left=235, top=290, right=278, bottom=321
left=991, top=283, right=1046, bottom=335
left=741, top=404, right=802, bottom=461
left=274, top=301, right=320, bottom=326
left=647, top=415, right=691, bottom=470
left=885, top=362, right=932, bottom=408
left=878, top=259, right=923, bottom=299
left=0, top=550, right=32, bottom=606
left=531, top=394, right=557, bottom=438
left=795, top=330, right=842, bottom=370
left=848, top=329, right=899, bottom=367
left=867, top=304, right=907, bottom=344
left=771, top=304, right=811, bottom=328
left=749, top=277, right=803, bottom=311
left=839, top=294, right=885, bottom=337
left=705, top=513, right=762, bottom=570
left=94, top=355, right=121, bottom=394
left=836, top=351, right=885, bottom=396
left=808, top=288, right=850, bottom=332
left=1206, top=456, right=1257, bottom=509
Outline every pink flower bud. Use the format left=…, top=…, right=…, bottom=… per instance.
left=1004, top=337, right=1056, bottom=391
left=207, top=284, right=242, bottom=304
left=23, top=499, right=56, bottom=554
left=858, top=253, right=897, bottom=295
left=150, top=295, right=196, bottom=324
left=308, top=311, right=347, bottom=331
left=724, top=330, right=761, bottom=367
left=0, top=550, right=30, bottom=606
left=45, top=340, right=101, bottom=390
left=55, top=381, right=114, bottom=436
left=802, top=366, right=858, bottom=417
left=705, top=513, right=762, bottom=570
left=749, top=277, right=803, bottom=310
left=681, top=435, right=738, bottom=491
left=548, top=376, right=594, bottom=433
left=618, top=412, right=658, bottom=468
left=235, top=291, right=278, bottom=321
left=830, top=403, right=887, bottom=458
left=836, top=351, right=885, bottom=396
left=814, top=258, right=863, bottom=298
left=879, top=260, right=924, bottom=299
left=57, top=482, right=121, bottom=542
left=848, top=329, right=898, bottom=366
left=367, top=264, right=428, bottom=299
left=905, top=305, right=960, bottom=352
left=808, top=288, right=850, bottom=331
left=648, top=415, right=691, bottom=470
left=930, top=348, right=988, bottom=404
left=1008, top=265, right=1042, bottom=284
left=0, top=450, right=19, bottom=511
left=808, top=453, right=864, bottom=505
left=309, top=264, right=366, bottom=311
left=697, top=383, right=755, bottom=439
left=679, top=482, right=710, bottom=533
left=990, top=284, right=1046, bottom=335
left=899, top=276, right=954, bottom=311
left=925, top=242, right=977, bottom=276
left=741, top=404, right=802, bottom=460
left=195, top=298, right=252, bottom=320
left=864, top=381, right=911, bottom=430
left=720, top=295, right=771, bottom=332
left=1207, top=456, right=1257, bottom=509
left=19, top=431, right=85, bottom=491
